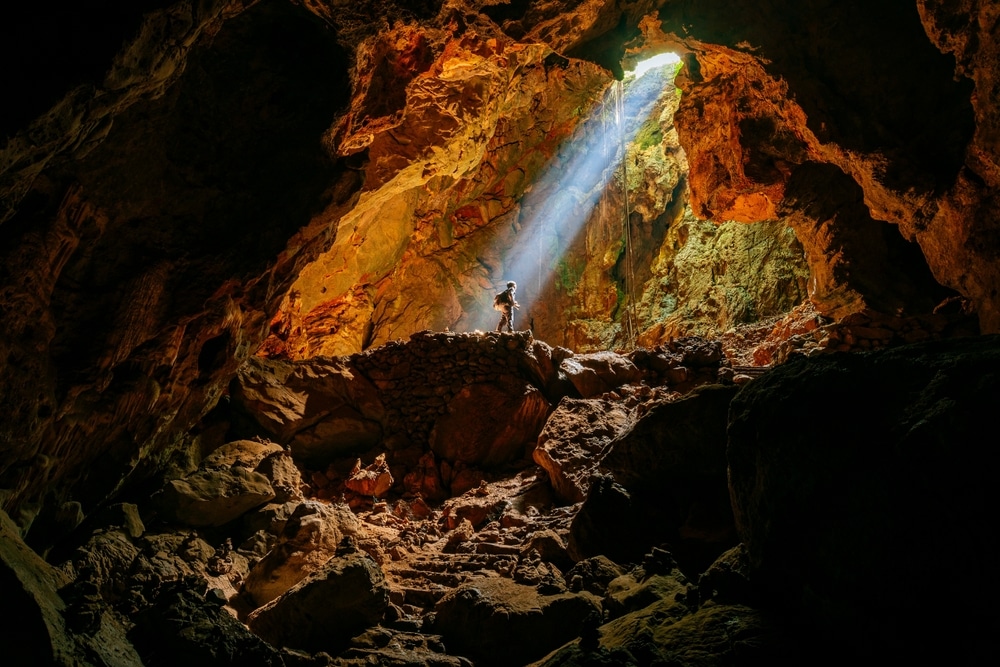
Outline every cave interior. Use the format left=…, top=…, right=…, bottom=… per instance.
left=1, top=1, right=998, bottom=665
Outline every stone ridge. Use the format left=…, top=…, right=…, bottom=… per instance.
left=234, top=329, right=730, bottom=502
left=351, top=329, right=545, bottom=448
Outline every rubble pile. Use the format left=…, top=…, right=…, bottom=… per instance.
left=5, top=332, right=997, bottom=665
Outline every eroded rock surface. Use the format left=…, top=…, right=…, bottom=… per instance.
left=247, top=548, right=390, bottom=653
left=569, top=383, right=739, bottom=573
left=243, top=500, right=362, bottom=607
left=533, top=397, right=632, bottom=503
left=432, top=577, right=601, bottom=667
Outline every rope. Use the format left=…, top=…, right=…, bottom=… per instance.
left=616, top=80, right=638, bottom=350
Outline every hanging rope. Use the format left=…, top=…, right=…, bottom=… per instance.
left=615, top=80, right=638, bottom=350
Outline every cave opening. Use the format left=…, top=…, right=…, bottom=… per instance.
left=261, top=42, right=812, bottom=360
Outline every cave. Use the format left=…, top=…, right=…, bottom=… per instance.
left=1, top=1, right=998, bottom=665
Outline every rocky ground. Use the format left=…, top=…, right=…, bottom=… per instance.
left=5, top=312, right=995, bottom=666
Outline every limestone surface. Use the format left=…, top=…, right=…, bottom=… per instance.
left=247, top=549, right=390, bottom=653
left=533, top=397, right=632, bottom=503
left=243, top=500, right=363, bottom=607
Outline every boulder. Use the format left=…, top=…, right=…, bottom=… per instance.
left=520, top=339, right=576, bottom=399
left=429, top=377, right=550, bottom=467
left=155, top=467, right=275, bottom=527
left=533, top=397, right=632, bottom=503
left=565, top=555, right=626, bottom=597
left=432, top=577, right=600, bottom=667
left=202, top=439, right=283, bottom=469
left=243, top=500, right=362, bottom=607
left=231, top=356, right=385, bottom=465
left=246, top=550, right=389, bottom=653
left=341, top=628, right=472, bottom=667
left=603, top=562, right=690, bottom=621
left=130, top=581, right=283, bottom=666
left=130, top=532, right=219, bottom=590
left=345, top=453, right=394, bottom=497
left=570, top=384, right=739, bottom=572
left=254, top=451, right=304, bottom=504
left=0, top=509, right=142, bottom=667
left=523, top=529, right=573, bottom=572
left=535, top=599, right=798, bottom=666
left=600, top=384, right=737, bottom=494
left=559, top=351, right=643, bottom=398
left=69, top=530, right=139, bottom=601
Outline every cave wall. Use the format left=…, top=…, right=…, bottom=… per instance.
left=656, top=0, right=997, bottom=328
left=0, top=0, right=997, bottom=534
left=0, top=0, right=362, bottom=527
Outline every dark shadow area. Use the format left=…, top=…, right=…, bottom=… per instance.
left=43, top=0, right=352, bottom=392
left=0, top=1, right=172, bottom=141
left=659, top=0, right=974, bottom=191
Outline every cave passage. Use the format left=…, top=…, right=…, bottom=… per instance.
left=493, top=53, right=682, bottom=343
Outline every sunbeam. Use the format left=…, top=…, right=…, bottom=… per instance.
left=483, top=53, right=681, bottom=344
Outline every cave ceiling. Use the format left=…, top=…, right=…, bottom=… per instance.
left=0, top=0, right=998, bottom=525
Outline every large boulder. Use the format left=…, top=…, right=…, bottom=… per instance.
left=540, top=547, right=798, bottom=665
left=569, top=385, right=739, bottom=572
left=559, top=352, right=643, bottom=398
left=519, top=339, right=576, bottom=400
left=68, top=530, right=139, bottom=602
left=153, top=437, right=286, bottom=528
left=727, top=336, right=1000, bottom=661
left=533, top=397, right=632, bottom=503
left=429, top=377, right=551, bottom=468
left=246, top=550, right=389, bottom=653
left=130, top=581, right=283, bottom=666
left=154, top=467, right=275, bottom=528
left=202, top=439, right=283, bottom=469
left=432, top=577, right=600, bottom=667
left=243, top=500, right=362, bottom=607
left=536, top=599, right=797, bottom=667
left=231, top=356, right=385, bottom=465
left=0, top=509, right=142, bottom=667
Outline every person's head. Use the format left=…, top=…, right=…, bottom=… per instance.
left=507, top=281, right=516, bottom=290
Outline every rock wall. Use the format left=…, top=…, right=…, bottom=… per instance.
left=656, top=0, right=995, bottom=328
left=262, top=39, right=810, bottom=357
left=0, top=0, right=366, bottom=530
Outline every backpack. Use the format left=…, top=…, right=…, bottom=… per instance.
left=493, top=289, right=511, bottom=311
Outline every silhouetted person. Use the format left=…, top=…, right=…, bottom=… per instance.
left=494, top=281, right=519, bottom=332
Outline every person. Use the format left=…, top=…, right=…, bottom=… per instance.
left=494, top=280, right=519, bottom=332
